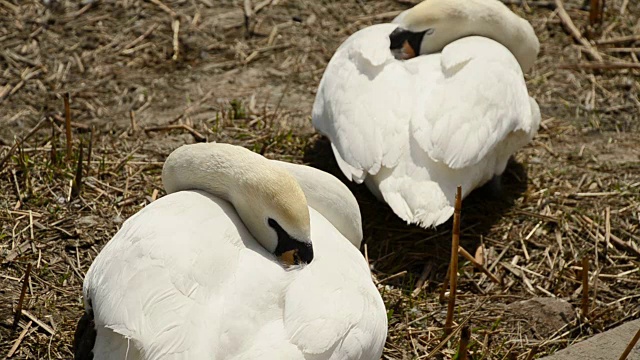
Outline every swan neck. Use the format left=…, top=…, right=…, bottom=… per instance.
left=162, top=144, right=247, bottom=201
left=407, top=0, right=539, bottom=72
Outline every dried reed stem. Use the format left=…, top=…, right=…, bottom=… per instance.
left=71, top=142, right=84, bottom=200
left=458, top=325, right=470, bottom=360
left=618, top=328, right=640, bottom=360
left=12, top=263, right=32, bottom=330
left=49, top=117, right=57, bottom=164
left=524, top=345, right=540, bottom=360
left=438, top=264, right=450, bottom=304
left=444, top=185, right=462, bottom=336
left=64, top=92, right=72, bottom=160
left=604, top=206, right=611, bottom=261
left=86, top=127, right=94, bottom=177
left=244, top=0, right=253, bottom=36
left=581, top=257, right=590, bottom=317
left=589, top=0, right=603, bottom=25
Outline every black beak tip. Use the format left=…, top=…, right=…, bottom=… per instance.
left=298, top=243, right=314, bottom=264
left=389, top=27, right=410, bottom=50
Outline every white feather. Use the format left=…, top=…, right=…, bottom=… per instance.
left=313, top=24, right=540, bottom=228
left=83, top=191, right=386, bottom=359
left=82, top=144, right=387, bottom=360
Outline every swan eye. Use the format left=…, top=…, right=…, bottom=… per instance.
left=267, top=218, right=314, bottom=265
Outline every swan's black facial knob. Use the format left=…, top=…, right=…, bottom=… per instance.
left=389, top=27, right=432, bottom=60
left=268, top=218, right=314, bottom=266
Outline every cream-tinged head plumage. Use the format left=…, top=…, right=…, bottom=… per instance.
left=390, top=0, right=539, bottom=72
left=162, top=143, right=313, bottom=265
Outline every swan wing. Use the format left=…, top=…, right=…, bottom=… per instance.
left=83, top=191, right=286, bottom=359
left=284, top=212, right=387, bottom=359
left=312, top=23, right=413, bottom=182
left=412, top=37, right=540, bottom=169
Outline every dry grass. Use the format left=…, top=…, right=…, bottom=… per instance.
left=1, top=0, right=639, bottom=359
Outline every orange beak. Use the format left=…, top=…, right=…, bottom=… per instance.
left=278, top=249, right=298, bottom=266
left=402, top=40, right=417, bottom=59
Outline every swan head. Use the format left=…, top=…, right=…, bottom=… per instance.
left=231, top=169, right=313, bottom=267
left=389, top=0, right=539, bottom=72
left=162, top=143, right=313, bottom=266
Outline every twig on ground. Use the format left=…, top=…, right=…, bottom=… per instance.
left=554, top=0, right=604, bottom=61
left=426, top=299, right=488, bottom=358
left=459, top=245, right=502, bottom=285
left=559, top=62, right=640, bottom=70
left=121, top=24, right=159, bottom=51
left=21, top=310, right=55, bottom=335
left=595, top=34, right=640, bottom=45
left=171, top=19, right=180, bottom=61
left=500, top=0, right=559, bottom=9
left=412, top=262, right=433, bottom=297
left=244, top=0, right=253, bottom=36
left=6, top=321, right=32, bottom=358
left=52, top=114, right=90, bottom=131
left=253, top=0, right=275, bottom=13
left=144, top=124, right=206, bottom=142
left=148, top=0, right=177, bottom=18
left=129, top=110, right=137, bottom=133
left=620, top=0, right=629, bottom=14
left=0, top=118, right=47, bottom=171
left=581, top=215, right=640, bottom=258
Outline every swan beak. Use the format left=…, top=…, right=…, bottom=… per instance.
left=277, top=242, right=313, bottom=267
left=401, top=41, right=416, bottom=59
left=389, top=27, right=429, bottom=60
left=279, top=250, right=298, bottom=266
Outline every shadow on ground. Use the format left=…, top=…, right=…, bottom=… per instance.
left=304, top=136, right=529, bottom=289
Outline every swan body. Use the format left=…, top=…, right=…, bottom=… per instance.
left=75, top=143, right=386, bottom=359
left=312, top=0, right=541, bottom=228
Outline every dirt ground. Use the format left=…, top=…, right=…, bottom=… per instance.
left=1, top=0, right=639, bottom=359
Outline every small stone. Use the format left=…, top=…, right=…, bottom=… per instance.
left=507, top=297, right=576, bottom=338
left=76, top=215, right=99, bottom=227
left=540, top=319, right=640, bottom=360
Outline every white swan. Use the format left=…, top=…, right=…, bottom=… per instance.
left=74, top=143, right=387, bottom=360
left=312, top=0, right=541, bottom=228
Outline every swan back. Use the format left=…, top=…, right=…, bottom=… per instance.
left=162, top=143, right=313, bottom=263
left=393, top=0, right=539, bottom=72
